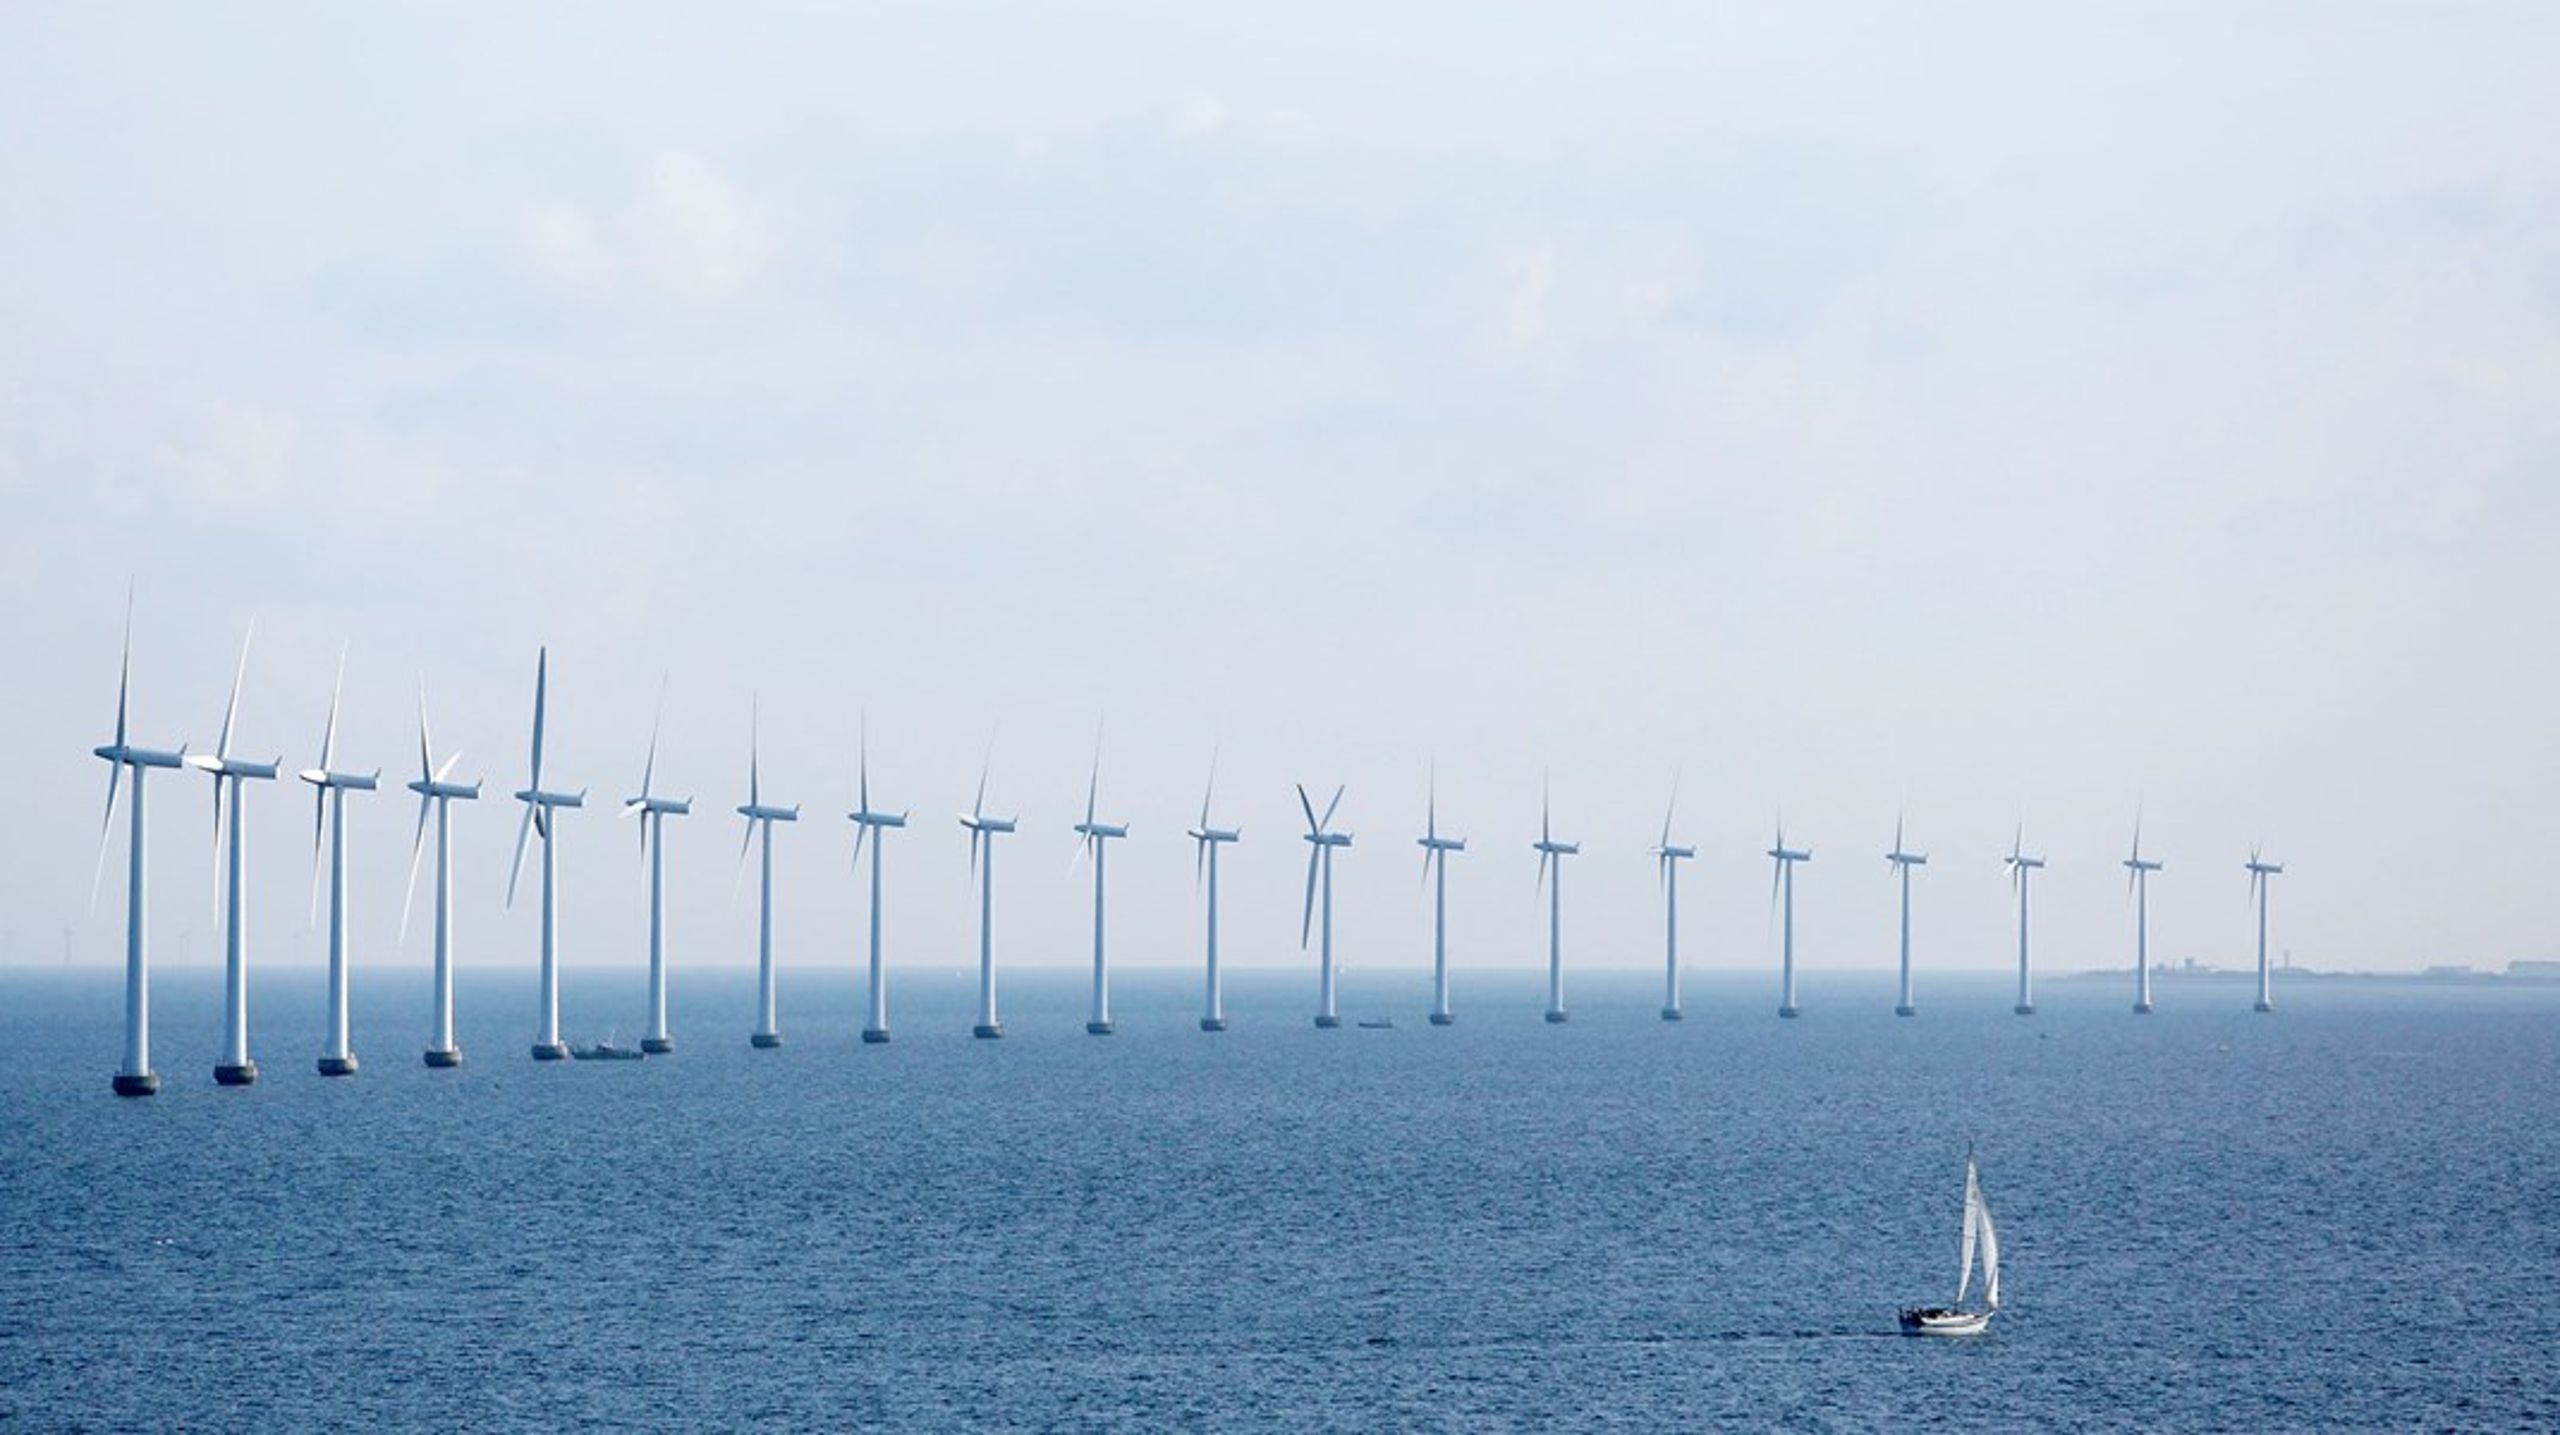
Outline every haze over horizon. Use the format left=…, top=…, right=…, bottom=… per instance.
left=6, top=5, right=2556, bottom=988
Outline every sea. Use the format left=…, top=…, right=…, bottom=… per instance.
left=2, top=962, right=2553, bottom=1431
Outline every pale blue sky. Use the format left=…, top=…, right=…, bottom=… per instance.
left=4, top=4, right=2555, bottom=985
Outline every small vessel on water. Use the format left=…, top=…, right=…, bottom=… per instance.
left=1898, top=1150, right=2000, bottom=1336
left=571, top=1036, right=645, bottom=1062
left=1356, top=1016, right=1395, bottom=1030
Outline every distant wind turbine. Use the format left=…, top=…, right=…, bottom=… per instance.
left=1533, top=777, right=1580, bottom=1025
left=735, top=698, right=799, bottom=1050
left=959, top=741, right=1017, bottom=1039
left=2246, top=846, right=2285, bottom=1013
left=298, top=650, right=379, bottom=1077
left=620, top=680, right=689, bottom=1054
left=2123, top=815, right=2162, bottom=1015
left=2005, top=825, right=2046, bottom=1017
left=92, top=592, right=187, bottom=1097
left=507, top=648, right=586, bottom=1062
left=1073, top=730, right=1129, bottom=1036
left=847, top=715, right=906, bottom=1044
left=1298, top=784, right=1352, bottom=1029
left=1653, top=781, right=1693, bottom=1022
left=1768, top=821, right=1812, bottom=1018
left=186, top=622, right=280, bottom=1085
left=1416, top=765, right=1464, bottom=1027
left=403, top=679, right=481, bottom=1067
left=1185, top=748, right=1238, bottom=1032
left=1886, top=811, right=1927, bottom=1017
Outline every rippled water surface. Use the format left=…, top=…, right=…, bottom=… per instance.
left=3, top=964, right=2555, bottom=1430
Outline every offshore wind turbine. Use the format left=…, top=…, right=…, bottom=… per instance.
left=959, top=743, right=1017, bottom=1039
left=620, top=683, right=688, bottom=1054
left=1072, top=734, right=1130, bottom=1036
left=92, top=595, right=188, bottom=1097
left=1768, top=822, right=1812, bottom=1018
left=298, top=652, right=379, bottom=1077
left=1416, top=766, right=1464, bottom=1027
left=401, top=680, right=480, bottom=1067
left=1298, top=784, right=1352, bottom=1029
left=507, top=648, right=586, bottom=1062
left=847, top=716, right=906, bottom=1044
left=2005, top=825, right=2046, bottom=1017
left=2124, top=816, right=2162, bottom=1015
left=1886, top=812, right=1928, bottom=1017
left=735, top=699, right=800, bottom=1050
left=2246, top=846, right=2284, bottom=1013
left=1532, top=778, right=1580, bottom=1024
left=1186, top=749, right=1238, bottom=1032
left=1652, top=782, right=1693, bottom=1022
left=186, top=623, right=280, bottom=1085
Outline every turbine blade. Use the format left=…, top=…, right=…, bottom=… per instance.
left=90, top=762, right=123, bottom=912
left=1426, top=757, right=1438, bottom=843
left=308, top=786, right=327, bottom=927
left=112, top=585, right=132, bottom=752
left=1297, top=784, right=1320, bottom=835
left=436, top=752, right=462, bottom=782
left=968, top=825, right=981, bottom=884
left=529, top=648, right=548, bottom=795
left=972, top=737, right=992, bottom=821
left=1321, top=785, right=1344, bottom=831
left=1085, top=723, right=1101, bottom=829
left=852, top=818, right=868, bottom=871
left=1199, top=741, right=1218, bottom=830
left=641, top=675, right=666, bottom=802
left=1661, top=773, right=1678, bottom=850
left=748, top=696, right=760, bottom=811
left=209, top=774, right=225, bottom=919
left=1301, top=848, right=1320, bottom=949
left=1197, top=832, right=1209, bottom=890
left=507, top=801, right=535, bottom=908
left=857, top=708, right=870, bottom=816
left=1537, top=847, right=1549, bottom=898
left=218, top=621, right=252, bottom=761
left=417, top=678, right=434, bottom=784
left=400, top=794, right=431, bottom=944
left=318, top=647, right=346, bottom=776
left=733, top=817, right=754, bottom=903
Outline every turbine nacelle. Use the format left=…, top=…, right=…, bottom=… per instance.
left=960, top=814, right=1018, bottom=835
left=1655, top=844, right=1696, bottom=861
left=2006, top=855, right=2047, bottom=871
left=99, top=743, right=188, bottom=771
left=1418, top=834, right=1467, bottom=852
left=1768, top=846, right=1813, bottom=863
left=1533, top=839, right=1581, bottom=856
left=1886, top=850, right=1928, bottom=867
left=1073, top=821, right=1130, bottom=840
left=1304, top=831, right=1352, bottom=848
left=515, top=788, right=586, bottom=809
left=190, top=753, right=281, bottom=781
left=625, top=794, right=690, bottom=816
left=850, top=808, right=908, bottom=829
left=1188, top=826, right=1240, bottom=844
left=2245, top=860, right=2284, bottom=875
left=2123, top=857, right=2164, bottom=873
left=737, top=802, right=799, bottom=823
left=300, top=767, right=380, bottom=792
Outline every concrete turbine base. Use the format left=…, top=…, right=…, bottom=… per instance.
left=2254, top=1001, right=2275, bottom=1013
left=1085, top=1021, right=1115, bottom=1036
left=316, top=1055, right=359, bottom=1077
left=2013, top=1004, right=2037, bottom=1016
left=112, top=1071, right=161, bottom=1097
left=1313, top=1015, right=1342, bottom=1029
left=860, top=1029, right=891, bottom=1044
left=972, top=1023, right=1005, bottom=1039
left=1660, top=1007, right=1683, bottom=1021
left=750, top=1032, right=783, bottom=1049
left=1778, top=1006, right=1802, bottom=1019
left=1544, top=1010, right=1569, bottom=1024
left=2133, top=1002, right=2155, bottom=1015
left=1198, top=1017, right=1227, bottom=1032
left=215, top=1061, right=260, bottom=1085
left=1895, top=1005, right=1918, bottom=1018
left=640, top=1037, right=674, bottom=1054
left=530, top=1042, right=569, bottom=1061
left=423, top=1046, right=462, bottom=1068
left=1428, top=1012, right=1456, bottom=1026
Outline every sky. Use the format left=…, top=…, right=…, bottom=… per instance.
left=3, top=3, right=2556, bottom=995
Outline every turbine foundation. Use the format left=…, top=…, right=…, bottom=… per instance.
left=1197, top=1017, right=1227, bottom=1032
left=2253, top=1000, right=2274, bottom=1014
left=972, top=1023, right=1004, bottom=1040
left=530, top=1041, right=568, bottom=1061
left=1084, top=1021, right=1114, bottom=1036
left=423, top=1047, right=463, bottom=1068
left=860, top=1029, right=890, bottom=1045
left=2133, top=1002, right=2154, bottom=1016
left=1313, top=1015, right=1342, bottom=1029
left=215, top=1061, right=260, bottom=1085
left=1427, top=1012, right=1455, bottom=1027
left=1778, top=1006, right=1801, bottom=1020
left=2013, top=1003, right=2036, bottom=1017
left=750, top=1032, right=783, bottom=1050
left=316, top=1055, right=359, bottom=1077
left=1660, top=1007, right=1683, bottom=1022
left=1894, top=1005, right=1917, bottom=1018
left=1543, top=1010, right=1569, bottom=1024
left=112, top=1071, right=161, bottom=1097
left=640, top=1037, right=674, bottom=1055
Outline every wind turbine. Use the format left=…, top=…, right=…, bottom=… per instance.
left=1298, top=784, right=1352, bottom=1029
left=959, top=742, right=1017, bottom=1039
left=1768, top=821, right=1812, bottom=1018
left=847, top=715, right=905, bottom=1044
left=186, top=623, right=280, bottom=1085
left=1069, top=732, right=1130, bottom=1036
left=1416, top=765, right=1464, bottom=1027
left=1886, top=811, right=1928, bottom=1017
left=2005, top=825, right=2046, bottom=1017
left=1186, top=748, right=1239, bottom=1032
left=2124, top=815, right=2162, bottom=1015
left=402, top=679, right=480, bottom=1067
left=92, top=594, right=187, bottom=1097
left=735, top=698, right=799, bottom=1050
left=1652, top=781, right=1693, bottom=1022
left=620, top=682, right=688, bottom=1055
left=2246, top=846, right=2284, bottom=1013
left=508, top=648, right=585, bottom=1062
left=1533, top=777, right=1579, bottom=1024
left=298, top=651, right=379, bottom=1077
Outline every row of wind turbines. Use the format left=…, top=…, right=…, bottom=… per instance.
left=88, top=608, right=2291, bottom=1098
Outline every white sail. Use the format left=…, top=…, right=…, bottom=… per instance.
left=1955, top=1157, right=1981, bottom=1306
left=1978, top=1193, right=2001, bottom=1311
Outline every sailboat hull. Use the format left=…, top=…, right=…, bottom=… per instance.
left=1897, top=1307, right=1993, bottom=1336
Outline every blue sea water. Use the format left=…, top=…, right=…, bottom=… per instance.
left=2, top=962, right=2555, bottom=1431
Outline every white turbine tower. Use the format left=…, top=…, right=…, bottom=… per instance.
left=507, top=648, right=586, bottom=1062
left=2247, top=846, right=2284, bottom=1013
left=847, top=716, right=906, bottom=1044
left=960, top=744, right=1017, bottom=1039
left=1416, top=766, right=1464, bottom=1027
left=298, top=652, right=379, bottom=1078
left=1072, top=734, right=1130, bottom=1037
left=401, top=680, right=480, bottom=1067
left=2005, top=825, right=2046, bottom=1017
left=187, top=623, right=280, bottom=1085
left=735, top=699, right=799, bottom=1050
left=620, top=684, right=689, bottom=1055
left=1652, top=782, right=1693, bottom=1022
left=1886, top=812, right=1928, bottom=1017
left=92, top=595, right=187, bottom=1097
left=1186, top=750, right=1239, bottom=1033
left=2124, top=816, right=2162, bottom=1015
left=1768, top=822, right=1812, bottom=1019
left=1298, top=784, right=1352, bottom=1029
left=1533, top=778, right=1579, bottom=1025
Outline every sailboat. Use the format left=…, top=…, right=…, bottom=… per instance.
left=1898, top=1150, right=2000, bottom=1336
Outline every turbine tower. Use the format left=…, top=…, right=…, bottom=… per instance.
left=2124, top=817, right=2162, bottom=1015
left=1768, top=822, right=1812, bottom=1018
left=401, top=680, right=480, bottom=1067
left=1298, top=784, right=1352, bottom=1029
left=1071, top=734, right=1130, bottom=1036
left=1886, top=812, right=1928, bottom=1017
left=959, top=744, right=1017, bottom=1039
left=507, top=648, right=586, bottom=1062
left=735, top=699, right=799, bottom=1050
left=2005, top=825, right=2046, bottom=1017
left=1186, top=749, right=1239, bottom=1032
left=1533, top=778, right=1580, bottom=1024
left=298, top=652, right=379, bottom=1078
left=847, top=717, right=906, bottom=1044
left=1652, top=782, right=1693, bottom=1022
left=2246, top=846, right=2284, bottom=1013
left=620, top=683, right=689, bottom=1055
left=1416, top=766, right=1464, bottom=1027
left=187, top=623, right=280, bottom=1085
left=92, top=595, right=187, bottom=1097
